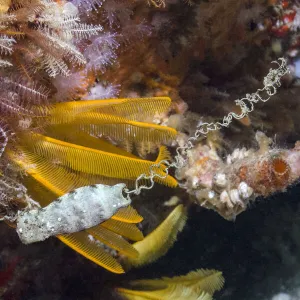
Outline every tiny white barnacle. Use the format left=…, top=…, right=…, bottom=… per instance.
left=238, top=182, right=253, bottom=199
left=229, top=189, right=245, bottom=207
left=87, top=234, right=95, bottom=242
left=192, top=177, right=199, bottom=188
left=208, top=190, right=215, bottom=199
left=214, top=173, right=227, bottom=188
left=220, top=190, right=233, bottom=208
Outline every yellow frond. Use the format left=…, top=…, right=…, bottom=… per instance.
left=161, top=269, right=224, bottom=295
left=47, top=113, right=177, bottom=144
left=7, top=150, right=143, bottom=274
left=112, top=206, right=143, bottom=224
left=47, top=97, right=172, bottom=121
left=130, top=269, right=225, bottom=295
left=117, top=268, right=224, bottom=299
left=45, top=128, right=137, bottom=158
left=20, top=175, right=57, bottom=207
left=19, top=134, right=177, bottom=187
left=126, top=205, right=187, bottom=268
left=101, top=219, right=144, bottom=242
left=116, top=285, right=212, bottom=300
left=7, top=149, right=127, bottom=203
left=87, top=225, right=139, bottom=258
left=58, top=231, right=125, bottom=274
left=8, top=149, right=68, bottom=199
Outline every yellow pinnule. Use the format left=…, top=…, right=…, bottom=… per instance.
left=58, top=232, right=125, bottom=274
left=116, top=268, right=224, bottom=299
left=19, top=133, right=177, bottom=187
left=116, top=285, right=212, bottom=300
left=47, top=113, right=177, bottom=144
left=46, top=97, right=172, bottom=121
left=7, top=150, right=144, bottom=274
left=41, top=97, right=177, bottom=144
left=126, top=205, right=187, bottom=268
left=101, top=219, right=144, bottom=242
left=87, top=225, right=139, bottom=258
left=130, top=269, right=225, bottom=295
left=112, top=206, right=144, bottom=223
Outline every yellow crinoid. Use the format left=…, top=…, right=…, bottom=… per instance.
left=116, top=268, right=224, bottom=300
left=6, top=96, right=178, bottom=273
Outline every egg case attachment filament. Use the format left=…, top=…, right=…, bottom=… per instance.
left=123, top=58, right=290, bottom=196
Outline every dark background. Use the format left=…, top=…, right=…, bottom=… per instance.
left=2, top=183, right=300, bottom=299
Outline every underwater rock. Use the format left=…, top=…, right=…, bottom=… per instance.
left=177, top=131, right=300, bottom=220
left=16, top=183, right=130, bottom=244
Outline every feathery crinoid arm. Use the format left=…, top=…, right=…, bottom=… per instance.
left=41, top=97, right=177, bottom=143
left=117, top=285, right=213, bottom=300
left=86, top=225, right=139, bottom=259
left=0, top=0, right=102, bottom=77
left=100, top=219, right=144, bottom=241
left=47, top=97, right=173, bottom=121
left=58, top=231, right=126, bottom=274
left=41, top=129, right=138, bottom=159
left=30, top=96, right=178, bottom=187
left=17, top=133, right=177, bottom=187
left=7, top=148, right=144, bottom=222
left=7, top=149, right=144, bottom=274
left=111, top=206, right=144, bottom=224
left=125, top=205, right=187, bottom=268
left=0, top=122, right=9, bottom=158
left=46, top=115, right=177, bottom=144
left=116, top=268, right=224, bottom=300
left=130, top=269, right=225, bottom=295
left=0, top=78, right=49, bottom=123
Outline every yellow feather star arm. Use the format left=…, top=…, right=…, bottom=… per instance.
left=46, top=112, right=177, bottom=144
left=126, top=205, right=187, bottom=268
left=87, top=225, right=139, bottom=258
left=7, top=150, right=124, bottom=204
left=58, top=231, right=125, bottom=274
left=10, top=148, right=143, bottom=225
left=46, top=97, right=172, bottom=121
left=116, top=285, right=212, bottom=300
left=6, top=150, right=143, bottom=273
left=8, top=150, right=142, bottom=224
left=112, top=206, right=144, bottom=223
left=20, top=133, right=177, bottom=187
left=45, top=128, right=137, bottom=158
left=117, top=268, right=224, bottom=299
left=130, top=269, right=225, bottom=296
left=7, top=150, right=67, bottom=199
left=21, top=175, right=58, bottom=207
left=162, top=269, right=224, bottom=295
left=100, top=219, right=144, bottom=242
